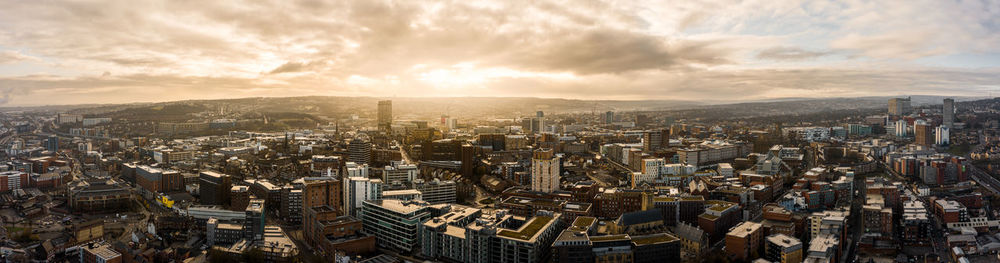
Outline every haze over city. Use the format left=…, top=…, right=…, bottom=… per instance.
left=1, top=0, right=999, bottom=105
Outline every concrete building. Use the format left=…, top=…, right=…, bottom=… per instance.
left=348, top=138, right=372, bottom=165
left=915, top=122, right=934, bottom=146
left=531, top=148, right=560, bottom=193
left=245, top=199, right=266, bottom=241
left=80, top=242, right=122, bottom=263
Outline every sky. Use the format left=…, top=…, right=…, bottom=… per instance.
left=0, top=0, right=999, bottom=106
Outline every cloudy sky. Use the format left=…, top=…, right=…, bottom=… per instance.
left=1, top=0, right=999, bottom=106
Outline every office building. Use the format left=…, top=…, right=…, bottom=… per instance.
left=605, top=111, right=614, bottom=124
left=382, top=163, right=418, bottom=185
left=199, top=171, right=232, bottom=206
left=361, top=199, right=432, bottom=253
left=943, top=98, right=954, bottom=129
left=378, top=100, right=392, bottom=132
left=343, top=176, right=384, bottom=217
left=765, top=234, right=803, bottom=263
left=531, top=148, right=560, bottom=193
left=888, top=97, right=911, bottom=115
left=280, top=187, right=302, bottom=225
left=207, top=217, right=244, bottom=246
left=45, top=135, right=58, bottom=152
left=894, top=119, right=908, bottom=137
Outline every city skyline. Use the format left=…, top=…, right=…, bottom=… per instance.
left=0, top=0, right=999, bottom=105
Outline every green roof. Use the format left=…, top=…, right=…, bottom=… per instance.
left=573, top=217, right=596, bottom=228
left=497, top=216, right=554, bottom=241
left=631, top=234, right=680, bottom=245
left=699, top=213, right=719, bottom=220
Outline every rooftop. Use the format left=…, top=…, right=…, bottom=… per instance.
left=497, top=215, right=555, bottom=241
left=631, top=233, right=679, bottom=245
left=728, top=222, right=762, bottom=238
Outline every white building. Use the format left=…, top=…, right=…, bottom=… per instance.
left=343, top=176, right=383, bottom=218
left=531, top=149, right=560, bottom=193
left=895, top=120, right=909, bottom=137
left=935, top=126, right=950, bottom=145
left=788, top=127, right=831, bottom=142
left=718, top=163, right=734, bottom=178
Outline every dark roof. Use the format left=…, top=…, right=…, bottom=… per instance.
left=618, top=209, right=663, bottom=226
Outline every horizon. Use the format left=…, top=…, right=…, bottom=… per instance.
left=0, top=93, right=988, bottom=109
left=1, top=0, right=999, bottom=105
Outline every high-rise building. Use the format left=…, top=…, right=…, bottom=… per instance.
left=45, top=135, right=59, bottom=152
left=936, top=126, right=950, bottom=145
left=642, top=129, right=669, bottom=152
left=230, top=185, right=250, bottom=211
left=914, top=122, right=934, bottom=146
left=531, top=148, right=560, bottom=193
left=413, top=178, right=457, bottom=204
left=377, top=100, right=392, bottom=132
left=348, top=138, right=372, bottom=165
left=605, top=111, right=615, bottom=124
left=199, top=171, right=232, bottom=205
left=343, top=176, right=383, bottom=217
left=894, top=119, right=908, bottom=137
left=943, top=98, right=954, bottom=129
left=888, top=97, right=911, bottom=116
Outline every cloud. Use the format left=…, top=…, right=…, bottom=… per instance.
left=756, top=47, right=832, bottom=61
left=0, top=0, right=997, bottom=105
left=0, top=51, right=40, bottom=64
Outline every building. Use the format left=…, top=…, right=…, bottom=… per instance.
left=889, top=97, right=911, bottom=116
left=605, top=111, right=614, bottom=124
left=943, top=98, right=954, bottom=129
left=934, top=199, right=969, bottom=225
left=382, top=163, right=418, bottom=186
left=413, top=178, right=457, bottom=204
left=725, top=221, right=763, bottom=261
left=45, top=135, right=58, bottom=152
left=894, top=119, right=908, bottom=137
left=230, top=185, right=250, bottom=211
left=914, top=122, right=934, bottom=146
left=0, top=171, right=28, bottom=192
left=279, top=187, right=302, bottom=225
left=531, top=148, right=560, bottom=193
left=245, top=199, right=266, bottom=241
left=936, top=126, right=950, bottom=145
left=343, top=176, right=383, bottom=217
left=69, top=179, right=132, bottom=212
left=207, top=217, right=244, bottom=246
left=378, top=100, right=392, bottom=132
left=765, top=234, right=803, bottom=263
left=80, top=242, right=122, bottom=263
left=642, top=129, right=669, bottom=153
left=361, top=199, right=431, bottom=253
left=199, top=171, right=232, bottom=206
left=348, top=138, right=372, bottom=165
left=302, top=177, right=342, bottom=215
left=676, top=221, right=709, bottom=257
left=304, top=206, right=376, bottom=256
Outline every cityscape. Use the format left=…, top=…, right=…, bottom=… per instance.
left=2, top=1, right=1000, bottom=263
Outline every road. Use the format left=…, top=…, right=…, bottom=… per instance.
left=843, top=168, right=867, bottom=263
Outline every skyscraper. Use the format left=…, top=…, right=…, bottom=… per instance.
left=45, top=135, right=58, bottom=152
left=605, top=111, right=614, bottom=124
left=343, top=176, right=383, bottom=217
left=888, top=97, right=911, bottom=116
left=943, top=98, right=954, bottom=129
left=199, top=171, right=232, bottom=205
left=531, top=148, right=560, bottom=192
left=377, top=100, right=392, bottom=132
